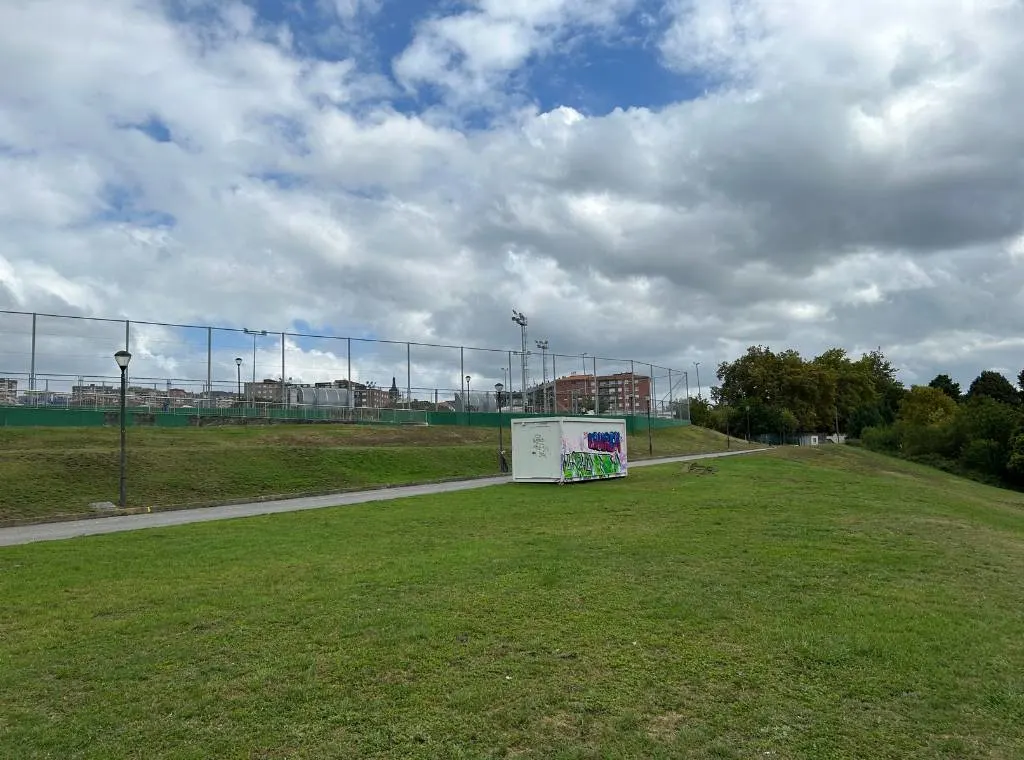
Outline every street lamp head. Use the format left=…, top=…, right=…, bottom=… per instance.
left=114, top=350, right=132, bottom=370
left=495, top=382, right=503, bottom=393
left=465, top=375, right=471, bottom=384
left=235, top=357, right=242, bottom=367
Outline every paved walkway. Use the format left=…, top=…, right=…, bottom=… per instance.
left=0, top=448, right=767, bottom=547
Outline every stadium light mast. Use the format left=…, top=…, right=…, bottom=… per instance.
left=512, top=309, right=528, bottom=412
left=535, top=339, right=549, bottom=413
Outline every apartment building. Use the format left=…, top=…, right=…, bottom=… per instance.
left=0, top=378, right=16, bottom=404
left=597, top=372, right=652, bottom=414
left=534, top=371, right=652, bottom=414
left=244, top=379, right=286, bottom=403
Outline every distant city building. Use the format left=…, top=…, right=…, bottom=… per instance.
left=0, top=378, right=16, bottom=405
left=72, top=383, right=119, bottom=407
left=528, top=371, right=652, bottom=414
left=244, top=379, right=286, bottom=403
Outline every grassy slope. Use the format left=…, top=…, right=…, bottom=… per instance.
left=0, top=424, right=750, bottom=523
left=1, top=446, right=1022, bottom=759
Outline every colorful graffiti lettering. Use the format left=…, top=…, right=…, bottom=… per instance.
left=586, top=431, right=622, bottom=453
left=562, top=450, right=623, bottom=481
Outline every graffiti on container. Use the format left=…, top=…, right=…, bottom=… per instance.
left=531, top=433, right=550, bottom=458
left=586, top=431, right=622, bottom=453
left=561, top=450, right=623, bottom=481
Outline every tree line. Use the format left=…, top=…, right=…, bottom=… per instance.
left=686, top=345, right=1024, bottom=488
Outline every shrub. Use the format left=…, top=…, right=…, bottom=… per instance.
left=861, top=425, right=899, bottom=452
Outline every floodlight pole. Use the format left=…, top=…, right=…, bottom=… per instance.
left=512, top=310, right=528, bottom=412
left=535, top=339, right=549, bottom=413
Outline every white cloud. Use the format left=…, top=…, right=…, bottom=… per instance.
left=1, top=0, right=1023, bottom=399
left=393, top=0, right=637, bottom=104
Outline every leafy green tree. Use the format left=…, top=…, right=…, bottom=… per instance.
left=928, top=374, right=961, bottom=402
left=812, top=348, right=880, bottom=432
left=897, top=386, right=958, bottom=428
left=959, top=439, right=1008, bottom=479
left=854, top=349, right=905, bottom=424
left=848, top=404, right=883, bottom=438
left=966, top=371, right=1018, bottom=406
left=686, top=396, right=712, bottom=426
left=1006, top=432, right=1024, bottom=482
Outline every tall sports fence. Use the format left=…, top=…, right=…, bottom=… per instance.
left=0, top=309, right=693, bottom=425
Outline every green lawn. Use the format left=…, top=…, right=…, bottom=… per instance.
left=2, top=446, right=1022, bottom=758
left=0, top=423, right=749, bottom=524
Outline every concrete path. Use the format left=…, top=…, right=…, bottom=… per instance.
left=0, top=448, right=768, bottom=547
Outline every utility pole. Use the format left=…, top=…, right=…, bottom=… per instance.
left=535, top=339, right=549, bottom=413
left=512, top=309, right=528, bottom=411
left=694, top=361, right=702, bottom=400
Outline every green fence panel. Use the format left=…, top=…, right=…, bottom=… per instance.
left=0, top=405, right=691, bottom=431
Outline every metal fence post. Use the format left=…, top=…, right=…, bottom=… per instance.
left=630, top=360, right=635, bottom=416
left=29, top=313, right=37, bottom=391
left=281, top=332, right=286, bottom=411
left=460, top=346, right=465, bottom=415
left=347, top=337, right=352, bottom=409
left=649, top=363, right=655, bottom=421
left=685, top=371, right=691, bottom=423
left=552, top=354, right=558, bottom=414
left=125, top=320, right=130, bottom=352
left=668, top=368, right=674, bottom=417
left=406, top=342, right=411, bottom=412
left=206, top=327, right=212, bottom=408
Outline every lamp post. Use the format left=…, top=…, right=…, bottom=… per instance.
left=235, top=357, right=242, bottom=400
left=694, top=361, right=702, bottom=400
left=465, top=375, right=471, bottom=425
left=495, top=382, right=505, bottom=472
left=114, top=350, right=132, bottom=509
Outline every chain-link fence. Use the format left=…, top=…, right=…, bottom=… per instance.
left=0, top=309, right=692, bottom=423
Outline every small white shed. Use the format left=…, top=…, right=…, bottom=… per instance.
left=510, top=416, right=628, bottom=483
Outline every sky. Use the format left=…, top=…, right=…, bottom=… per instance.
left=2, top=0, right=1024, bottom=398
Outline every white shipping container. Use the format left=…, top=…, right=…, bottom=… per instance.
left=510, top=417, right=628, bottom=483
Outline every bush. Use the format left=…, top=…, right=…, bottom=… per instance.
left=959, top=438, right=1008, bottom=479
left=861, top=425, right=899, bottom=452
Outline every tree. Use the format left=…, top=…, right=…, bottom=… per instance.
left=848, top=404, right=883, bottom=439
left=928, top=374, right=961, bottom=402
left=897, top=386, right=958, bottom=428
left=686, top=396, right=712, bottom=427
left=966, top=371, right=1018, bottom=406
left=854, top=348, right=905, bottom=424
left=1006, top=432, right=1024, bottom=482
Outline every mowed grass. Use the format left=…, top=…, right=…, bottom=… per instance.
left=2, top=447, right=1023, bottom=759
left=0, top=423, right=748, bottom=524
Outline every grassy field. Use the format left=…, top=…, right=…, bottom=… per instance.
left=0, top=423, right=751, bottom=524
left=2, top=446, right=1022, bottom=758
